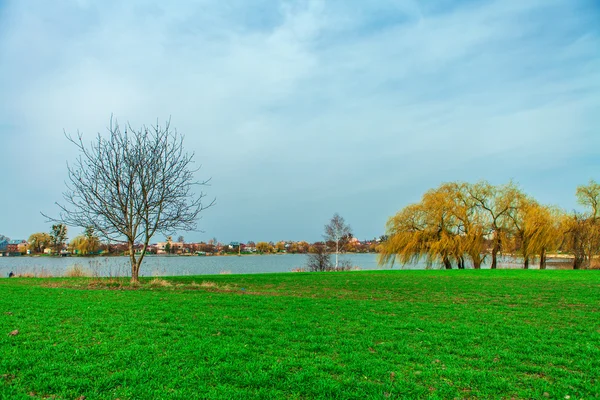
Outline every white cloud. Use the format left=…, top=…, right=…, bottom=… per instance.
left=0, top=0, right=598, bottom=241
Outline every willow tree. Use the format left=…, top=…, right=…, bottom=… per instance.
left=577, top=180, right=600, bottom=219
left=379, top=203, right=428, bottom=267
left=445, top=182, right=487, bottom=269
left=48, top=117, right=213, bottom=283
left=380, top=184, right=463, bottom=269
left=566, top=180, right=600, bottom=269
left=561, top=212, right=595, bottom=269
left=467, top=181, right=519, bottom=269
left=505, top=194, right=559, bottom=269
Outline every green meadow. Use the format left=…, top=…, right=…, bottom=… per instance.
left=1, top=270, right=599, bottom=399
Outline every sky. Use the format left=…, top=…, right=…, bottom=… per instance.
left=0, top=0, right=598, bottom=244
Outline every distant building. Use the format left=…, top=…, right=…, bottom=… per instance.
left=156, top=240, right=184, bottom=254
left=7, top=240, right=26, bottom=254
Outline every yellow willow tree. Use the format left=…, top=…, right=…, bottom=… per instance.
left=379, top=203, right=428, bottom=267
left=568, top=179, right=600, bottom=269
left=467, top=181, right=520, bottom=269
left=445, top=182, right=487, bottom=269
left=380, top=183, right=469, bottom=269
left=560, top=212, right=596, bottom=269
left=507, top=194, right=559, bottom=269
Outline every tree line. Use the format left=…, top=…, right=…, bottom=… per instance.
left=379, top=180, right=600, bottom=270
left=27, top=224, right=101, bottom=255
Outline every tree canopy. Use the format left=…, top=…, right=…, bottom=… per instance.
left=380, top=180, right=598, bottom=270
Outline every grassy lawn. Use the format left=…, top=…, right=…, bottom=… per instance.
left=1, top=270, right=599, bottom=399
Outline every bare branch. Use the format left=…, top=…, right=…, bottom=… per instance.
left=45, top=117, right=213, bottom=282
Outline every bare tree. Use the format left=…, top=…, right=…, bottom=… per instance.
left=306, top=242, right=332, bottom=272
left=47, top=117, right=213, bottom=282
left=324, top=213, right=352, bottom=269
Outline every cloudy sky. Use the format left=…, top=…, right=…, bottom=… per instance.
left=0, top=0, right=598, bottom=243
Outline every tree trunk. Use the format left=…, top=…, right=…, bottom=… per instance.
left=335, top=240, right=339, bottom=269
left=573, top=256, right=583, bottom=270
left=129, top=242, right=139, bottom=283
left=442, top=256, right=452, bottom=269
left=471, top=253, right=482, bottom=269
left=458, top=256, right=465, bottom=269
left=524, top=257, right=529, bottom=269
left=491, top=233, right=501, bottom=269
left=539, top=248, right=547, bottom=270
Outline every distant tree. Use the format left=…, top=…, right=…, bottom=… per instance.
left=0, top=234, right=9, bottom=242
left=47, top=117, right=213, bottom=282
left=324, top=213, right=352, bottom=269
left=50, top=224, right=68, bottom=254
left=198, top=242, right=215, bottom=253
left=256, top=242, right=273, bottom=254
left=275, top=241, right=286, bottom=252
left=305, top=242, right=332, bottom=272
left=165, top=242, right=172, bottom=255
left=177, top=235, right=185, bottom=244
left=28, top=232, right=52, bottom=253
left=84, top=226, right=101, bottom=254
left=68, top=227, right=101, bottom=255
left=69, top=235, right=86, bottom=254
left=296, top=241, right=310, bottom=254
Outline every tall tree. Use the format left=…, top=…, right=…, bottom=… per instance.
left=444, top=182, right=486, bottom=269
left=380, top=186, right=460, bottom=269
left=561, top=212, right=595, bottom=269
left=47, top=117, right=213, bottom=283
left=507, top=197, right=558, bottom=269
left=50, top=224, right=68, bottom=255
left=567, top=180, right=600, bottom=269
left=324, top=213, right=352, bottom=269
left=467, top=181, right=519, bottom=269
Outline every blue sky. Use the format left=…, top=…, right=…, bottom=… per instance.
left=0, top=0, right=598, bottom=243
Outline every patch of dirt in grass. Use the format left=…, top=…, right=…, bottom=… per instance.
left=1, top=373, right=16, bottom=383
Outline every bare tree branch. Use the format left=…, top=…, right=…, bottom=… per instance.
left=43, top=117, right=214, bottom=282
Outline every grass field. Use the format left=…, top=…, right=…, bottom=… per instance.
left=1, top=270, right=599, bottom=399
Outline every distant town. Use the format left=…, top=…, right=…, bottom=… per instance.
left=0, top=232, right=384, bottom=257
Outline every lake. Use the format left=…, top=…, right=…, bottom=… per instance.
left=0, top=253, right=572, bottom=278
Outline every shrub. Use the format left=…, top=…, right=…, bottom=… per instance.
left=149, top=278, right=172, bottom=287
left=65, top=264, right=91, bottom=277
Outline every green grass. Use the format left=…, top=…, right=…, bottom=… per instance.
left=1, top=270, right=599, bottom=399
